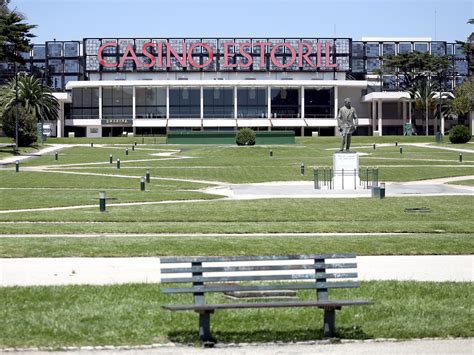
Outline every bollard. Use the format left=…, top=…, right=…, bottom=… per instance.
left=99, top=191, right=106, bottom=212
left=300, top=162, right=305, bottom=176
left=395, top=141, right=398, bottom=147
left=117, top=158, right=121, bottom=169
left=400, top=146, right=403, bottom=154
left=146, top=169, right=150, bottom=183
left=134, top=141, right=137, bottom=146
left=125, top=148, right=129, bottom=156
left=91, top=142, right=93, bottom=148
left=269, top=149, right=273, bottom=157
left=459, top=153, right=463, bottom=163
left=55, top=151, right=58, bottom=160
left=109, top=154, right=113, bottom=164
left=15, top=160, right=19, bottom=172
left=140, top=177, right=146, bottom=191
left=373, top=143, right=376, bottom=150
left=132, top=145, right=135, bottom=151
left=142, top=137, right=144, bottom=144
left=154, top=137, right=156, bottom=144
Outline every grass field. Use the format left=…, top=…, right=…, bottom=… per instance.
left=1, top=281, right=472, bottom=347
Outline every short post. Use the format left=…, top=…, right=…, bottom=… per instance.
left=142, top=137, right=144, bottom=144
left=140, top=177, right=146, bottom=191
left=154, top=137, right=156, bottom=144
left=373, top=143, right=376, bottom=150
left=399, top=146, right=403, bottom=154
left=117, top=158, right=121, bottom=169
left=15, top=160, right=19, bottom=172
left=55, top=151, right=58, bottom=160
left=99, top=191, right=106, bottom=212
left=125, top=148, right=129, bottom=156
left=395, top=141, right=398, bottom=147
left=90, top=142, right=93, bottom=148
left=269, top=149, right=273, bottom=157
left=146, top=169, right=150, bottom=183
left=109, top=154, right=113, bottom=164
left=132, top=145, right=135, bottom=151
left=134, top=141, right=137, bottom=146
left=300, top=162, right=305, bottom=176
left=459, top=153, right=463, bottom=163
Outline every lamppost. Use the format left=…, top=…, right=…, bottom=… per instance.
left=5, top=41, right=20, bottom=151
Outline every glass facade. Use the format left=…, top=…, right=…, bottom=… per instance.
left=237, top=87, right=267, bottom=118
left=136, top=87, right=166, bottom=118
left=71, top=88, right=99, bottom=119
left=271, top=88, right=299, bottom=118
left=304, top=88, right=333, bottom=118
left=203, top=87, right=234, bottom=118
left=169, top=87, right=200, bottom=118
left=103, top=87, right=133, bottom=118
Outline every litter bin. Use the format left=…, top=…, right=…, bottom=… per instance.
left=435, top=132, right=443, bottom=144
left=372, top=183, right=385, bottom=199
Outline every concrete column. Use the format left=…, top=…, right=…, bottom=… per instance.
left=300, top=126, right=304, bottom=137
left=372, top=101, right=377, bottom=135
left=267, top=86, right=271, bottom=119
left=300, top=86, right=305, bottom=119
left=334, top=86, right=339, bottom=136
left=98, top=86, right=103, bottom=119
left=402, top=101, right=407, bottom=133
left=377, top=99, right=383, bottom=136
left=57, top=101, right=64, bottom=138
left=132, top=86, right=136, bottom=119
left=441, top=110, right=445, bottom=136
left=200, top=86, right=204, bottom=119
left=470, top=111, right=474, bottom=135
left=408, top=101, right=412, bottom=124
left=234, top=86, right=238, bottom=119
left=166, top=86, right=170, bottom=119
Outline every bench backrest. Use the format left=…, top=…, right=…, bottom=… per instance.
left=161, top=254, right=359, bottom=304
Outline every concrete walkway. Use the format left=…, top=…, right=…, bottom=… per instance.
left=1, top=255, right=472, bottom=286
left=7, top=338, right=473, bottom=355
left=0, top=144, right=71, bottom=165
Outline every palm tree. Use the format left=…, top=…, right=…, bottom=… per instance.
left=407, top=78, right=438, bottom=135
left=0, top=74, right=59, bottom=125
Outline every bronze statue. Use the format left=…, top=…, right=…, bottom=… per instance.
left=337, top=98, right=358, bottom=152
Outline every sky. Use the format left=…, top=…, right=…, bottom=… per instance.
left=9, top=0, right=474, bottom=44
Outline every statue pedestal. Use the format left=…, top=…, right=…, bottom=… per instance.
left=333, top=152, right=360, bottom=190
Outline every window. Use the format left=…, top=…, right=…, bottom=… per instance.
left=366, top=43, right=380, bottom=57
left=64, top=42, right=79, bottom=57
left=237, top=87, right=267, bottom=118
left=33, top=45, right=46, bottom=59
left=398, top=43, right=411, bottom=54
left=431, top=42, right=446, bottom=56
left=352, top=42, right=364, bottom=57
left=271, top=88, right=299, bottom=118
left=64, top=60, right=79, bottom=73
left=136, top=87, right=166, bottom=118
left=48, top=59, right=63, bottom=73
left=169, top=87, right=200, bottom=118
left=47, top=42, right=62, bottom=57
left=71, top=88, right=99, bottom=119
left=366, top=59, right=380, bottom=72
left=382, top=43, right=395, bottom=56
left=103, top=87, right=133, bottom=118
left=304, top=88, right=333, bottom=118
left=352, top=59, right=365, bottom=73
left=414, top=42, right=428, bottom=53
left=203, top=87, right=234, bottom=118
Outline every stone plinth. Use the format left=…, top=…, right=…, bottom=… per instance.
left=333, top=152, right=360, bottom=190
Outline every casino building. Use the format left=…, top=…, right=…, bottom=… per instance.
left=3, top=37, right=470, bottom=137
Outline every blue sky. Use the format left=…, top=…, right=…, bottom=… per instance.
left=9, top=0, right=473, bottom=43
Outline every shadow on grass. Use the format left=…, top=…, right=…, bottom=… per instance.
left=168, top=326, right=371, bottom=344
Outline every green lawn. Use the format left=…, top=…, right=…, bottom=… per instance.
left=1, top=281, right=472, bottom=347
left=448, top=179, right=474, bottom=186
left=0, top=234, right=472, bottom=257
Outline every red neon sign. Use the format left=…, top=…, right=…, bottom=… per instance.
left=97, top=40, right=338, bottom=69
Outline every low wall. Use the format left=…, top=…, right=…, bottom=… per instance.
left=166, top=131, right=295, bottom=144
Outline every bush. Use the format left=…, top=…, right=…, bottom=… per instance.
left=1, top=107, right=38, bottom=147
left=449, top=124, right=472, bottom=144
left=236, top=128, right=256, bottom=146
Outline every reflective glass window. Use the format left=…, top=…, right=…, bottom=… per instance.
left=366, top=58, right=380, bottom=72
left=271, top=88, right=300, bottom=118
left=136, top=87, right=166, bottom=118
left=398, top=43, right=411, bottom=54
left=33, top=45, right=46, bottom=59
left=351, top=42, right=364, bottom=57
left=64, top=60, right=79, bottom=73
left=102, top=87, right=133, bottom=118
left=47, top=42, right=62, bottom=57
left=203, top=87, right=234, bottom=118
left=352, top=59, right=365, bottom=73
left=382, top=43, right=396, bottom=56
left=366, top=43, right=380, bottom=57
left=169, top=87, right=200, bottom=118
left=237, top=87, right=267, bottom=118
left=414, top=43, right=428, bottom=52
left=48, top=59, right=63, bottom=73
left=304, top=88, right=333, bottom=118
left=64, top=42, right=79, bottom=57
left=431, top=42, right=446, bottom=56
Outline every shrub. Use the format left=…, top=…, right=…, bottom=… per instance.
left=236, top=128, right=256, bottom=146
left=449, top=124, right=471, bottom=144
left=1, top=107, right=38, bottom=147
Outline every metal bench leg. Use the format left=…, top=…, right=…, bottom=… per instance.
left=323, top=309, right=336, bottom=338
left=198, top=311, right=214, bottom=346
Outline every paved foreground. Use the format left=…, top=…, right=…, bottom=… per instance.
left=1, top=255, right=472, bottom=286
left=6, top=338, right=473, bottom=354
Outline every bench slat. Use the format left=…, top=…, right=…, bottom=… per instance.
left=163, top=299, right=373, bottom=311
left=162, top=272, right=358, bottom=284
left=160, top=253, right=356, bottom=264
left=161, top=263, right=357, bottom=274
left=161, top=281, right=359, bottom=294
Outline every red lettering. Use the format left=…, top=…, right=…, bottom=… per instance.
left=253, top=42, right=272, bottom=67
left=141, top=42, right=156, bottom=68
left=298, top=41, right=315, bottom=68
left=270, top=43, right=296, bottom=68
left=118, top=44, right=141, bottom=68
left=238, top=42, right=253, bottom=68
left=98, top=41, right=118, bottom=68
left=156, top=42, right=163, bottom=68
left=316, top=42, right=322, bottom=68
left=188, top=43, right=214, bottom=69
left=166, top=40, right=187, bottom=68
left=325, top=41, right=337, bottom=68
left=223, top=42, right=237, bottom=68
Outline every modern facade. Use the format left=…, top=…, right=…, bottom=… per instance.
left=1, top=37, right=470, bottom=137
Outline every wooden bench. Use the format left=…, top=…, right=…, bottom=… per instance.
left=161, top=253, right=372, bottom=345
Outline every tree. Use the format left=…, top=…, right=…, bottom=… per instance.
left=2, top=106, right=37, bottom=146
left=448, top=77, right=474, bottom=125
left=407, top=78, right=438, bottom=135
left=456, top=19, right=474, bottom=76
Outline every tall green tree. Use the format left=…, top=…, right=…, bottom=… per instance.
left=456, top=19, right=474, bottom=76
left=448, top=77, right=474, bottom=125
left=407, top=78, right=438, bottom=135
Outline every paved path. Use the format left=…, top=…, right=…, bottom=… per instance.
left=6, top=338, right=473, bottom=354
left=0, top=144, right=71, bottom=165
left=1, top=255, right=472, bottom=286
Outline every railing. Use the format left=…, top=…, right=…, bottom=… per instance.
left=313, top=167, right=379, bottom=190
